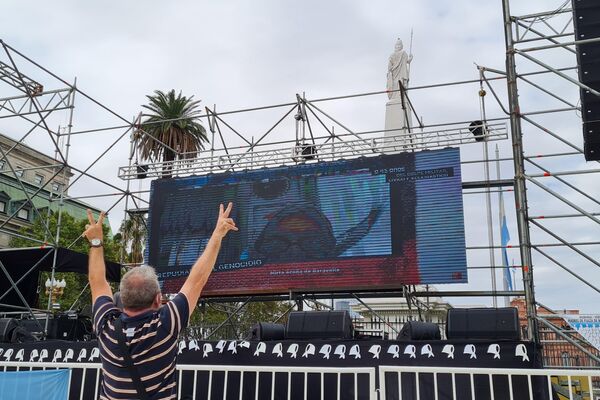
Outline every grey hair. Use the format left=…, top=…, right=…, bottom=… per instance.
left=119, top=265, right=161, bottom=311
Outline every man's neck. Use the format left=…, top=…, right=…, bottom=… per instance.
left=123, top=307, right=155, bottom=317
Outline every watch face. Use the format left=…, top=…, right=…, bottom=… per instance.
left=91, top=238, right=102, bottom=246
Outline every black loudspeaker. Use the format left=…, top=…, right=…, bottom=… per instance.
left=136, top=164, right=149, bottom=179
left=468, top=120, right=486, bottom=142
left=19, top=314, right=93, bottom=341
left=250, top=322, right=285, bottom=341
left=301, top=144, right=317, bottom=160
left=286, top=311, right=354, bottom=340
left=573, top=0, right=600, bottom=160
left=292, top=142, right=317, bottom=162
left=18, top=318, right=48, bottom=336
left=53, top=313, right=93, bottom=341
left=9, top=326, right=36, bottom=343
left=397, top=321, right=441, bottom=341
left=0, top=318, right=19, bottom=342
left=446, top=308, right=520, bottom=341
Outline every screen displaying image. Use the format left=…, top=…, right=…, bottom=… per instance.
left=146, top=147, right=467, bottom=296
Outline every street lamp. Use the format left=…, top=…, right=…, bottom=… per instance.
left=45, top=277, right=66, bottom=309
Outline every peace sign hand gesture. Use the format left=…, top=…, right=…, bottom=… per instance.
left=83, top=209, right=106, bottom=243
left=213, top=202, right=238, bottom=239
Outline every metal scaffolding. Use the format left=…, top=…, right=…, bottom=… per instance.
left=499, top=0, right=600, bottom=364
left=0, top=0, right=598, bottom=366
left=0, top=39, right=147, bottom=333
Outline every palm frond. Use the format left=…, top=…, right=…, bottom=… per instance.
left=135, top=89, right=208, bottom=175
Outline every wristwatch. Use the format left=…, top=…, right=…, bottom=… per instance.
left=89, top=238, right=103, bottom=248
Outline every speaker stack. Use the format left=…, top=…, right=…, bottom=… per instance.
left=573, top=0, right=600, bottom=160
left=285, top=311, right=354, bottom=340
left=0, top=318, right=18, bottom=342
left=446, top=308, right=520, bottom=341
left=18, top=313, right=93, bottom=341
left=52, top=313, right=93, bottom=341
left=397, top=321, right=441, bottom=341
left=250, top=322, right=285, bottom=341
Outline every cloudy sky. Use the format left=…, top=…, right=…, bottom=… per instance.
left=2, top=0, right=598, bottom=312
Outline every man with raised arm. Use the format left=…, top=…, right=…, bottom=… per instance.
left=84, top=203, right=237, bottom=400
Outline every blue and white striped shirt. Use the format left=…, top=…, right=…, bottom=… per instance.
left=93, top=293, right=189, bottom=399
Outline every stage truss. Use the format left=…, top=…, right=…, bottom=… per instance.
left=0, top=0, right=598, bottom=366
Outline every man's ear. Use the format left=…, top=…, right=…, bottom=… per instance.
left=154, top=293, right=162, bottom=307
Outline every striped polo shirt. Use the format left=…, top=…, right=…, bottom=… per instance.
left=93, top=293, right=189, bottom=400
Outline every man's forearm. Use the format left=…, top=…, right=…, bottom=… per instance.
left=180, top=202, right=236, bottom=312
left=88, top=246, right=106, bottom=285
left=84, top=210, right=112, bottom=302
left=185, top=234, right=223, bottom=294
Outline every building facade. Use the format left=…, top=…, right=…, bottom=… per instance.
left=511, top=298, right=600, bottom=368
left=0, top=133, right=103, bottom=247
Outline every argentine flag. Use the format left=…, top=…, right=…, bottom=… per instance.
left=499, top=189, right=512, bottom=291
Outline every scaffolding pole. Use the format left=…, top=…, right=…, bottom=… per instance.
left=502, top=0, right=538, bottom=342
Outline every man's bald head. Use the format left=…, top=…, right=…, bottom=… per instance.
left=119, top=265, right=161, bottom=311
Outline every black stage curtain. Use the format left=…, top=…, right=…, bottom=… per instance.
left=0, top=247, right=121, bottom=312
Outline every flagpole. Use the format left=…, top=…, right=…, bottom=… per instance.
left=479, top=72, right=497, bottom=308
left=512, top=262, right=517, bottom=291
left=407, top=28, right=414, bottom=85
left=485, top=138, right=497, bottom=308
left=497, top=144, right=510, bottom=307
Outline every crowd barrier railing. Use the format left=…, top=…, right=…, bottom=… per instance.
left=0, top=361, right=378, bottom=400
left=2, top=361, right=600, bottom=399
left=379, top=365, right=600, bottom=400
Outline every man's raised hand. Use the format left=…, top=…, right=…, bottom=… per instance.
left=83, top=209, right=106, bottom=242
left=213, top=202, right=238, bottom=239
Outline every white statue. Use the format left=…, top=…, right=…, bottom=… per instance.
left=383, top=37, right=415, bottom=152
left=386, top=39, right=413, bottom=100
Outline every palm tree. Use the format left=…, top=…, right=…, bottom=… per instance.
left=135, top=89, right=207, bottom=178
left=118, top=214, right=146, bottom=264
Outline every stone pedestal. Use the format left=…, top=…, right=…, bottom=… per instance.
left=383, top=98, right=414, bottom=153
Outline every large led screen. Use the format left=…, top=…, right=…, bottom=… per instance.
left=147, top=147, right=467, bottom=296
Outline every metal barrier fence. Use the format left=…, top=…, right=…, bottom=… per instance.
left=379, top=365, right=600, bottom=400
left=0, top=361, right=378, bottom=400
left=2, top=361, right=600, bottom=399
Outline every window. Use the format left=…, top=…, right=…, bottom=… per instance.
left=17, top=208, right=29, bottom=220
left=51, top=182, right=61, bottom=192
left=15, top=167, right=24, bottom=178
left=561, top=351, right=571, bottom=367
left=0, top=160, right=5, bottom=170
left=34, top=174, right=44, bottom=185
left=0, top=201, right=5, bottom=213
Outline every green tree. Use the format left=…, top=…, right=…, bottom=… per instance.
left=10, top=211, right=120, bottom=311
left=186, top=301, right=291, bottom=340
left=135, top=89, right=208, bottom=178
